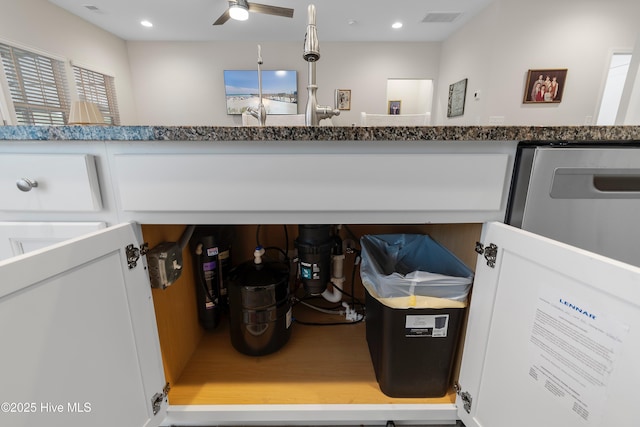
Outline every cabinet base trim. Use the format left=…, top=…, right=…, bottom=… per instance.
left=163, top=403, right=458, bottom=425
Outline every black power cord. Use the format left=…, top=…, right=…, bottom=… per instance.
left=291, top=282, right=365, bottom=326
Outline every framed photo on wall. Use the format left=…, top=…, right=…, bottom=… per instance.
left=336, top=89, right=351, bottom=110
left=523, top=69, right=567, bottom=103
left=447, top=78, right=467, bottom=118
left=388, top=100, right=401, bottom=115
left=223, top=69, right=298, bottom=115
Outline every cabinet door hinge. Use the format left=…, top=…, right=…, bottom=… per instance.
left=126, top=243, right=149, bottom=269
left=475, top=241, right=498, bottom=268
left=151, top=382, right=170, bottom=416
left=454, top=381, right=473, bottom=414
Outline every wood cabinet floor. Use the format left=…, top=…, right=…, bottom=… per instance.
left=167, top=314, right=456, bottom=406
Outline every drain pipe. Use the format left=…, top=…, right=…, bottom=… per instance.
left=321, top=252, right=346, bottom=303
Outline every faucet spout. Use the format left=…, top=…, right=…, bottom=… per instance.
left=303, top=5, right=319, bottom=62
left=303, top=4, right=339, bottom=126
left=246, top=44, right=267, bottom=126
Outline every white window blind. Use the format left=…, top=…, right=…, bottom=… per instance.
left=0, top=43, right=71, bottom=125
left=73, top=65, right=121, bottom=125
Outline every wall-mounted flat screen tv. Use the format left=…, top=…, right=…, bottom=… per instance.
left=224, top=70, right=298, bottom=115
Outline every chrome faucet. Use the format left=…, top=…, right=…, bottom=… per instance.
left=246, top=44, right=267, bottom=126
left=303, top=4, right=340, bottom=126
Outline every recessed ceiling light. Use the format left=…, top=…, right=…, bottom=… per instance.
left=140, top=20, right=153, bottom=28
left=392, top=22, right=403, bottom=29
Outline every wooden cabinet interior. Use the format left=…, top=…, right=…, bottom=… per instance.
left=142, top=223, right=482, bottom=406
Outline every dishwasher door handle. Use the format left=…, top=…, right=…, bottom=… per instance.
left=550, top=168, right=640, bottom=199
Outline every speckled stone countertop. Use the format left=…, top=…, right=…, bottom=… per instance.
left=1, top=125, right=639, bottom=142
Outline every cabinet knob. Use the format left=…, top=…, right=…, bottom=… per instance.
left=16, top=178, right=38, bottom=192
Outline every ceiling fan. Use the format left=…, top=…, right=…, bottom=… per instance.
left=213, top=0, right=294, bottom=25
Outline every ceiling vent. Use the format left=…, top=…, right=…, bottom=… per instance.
left=83, top=5, right=103, bottom=13
left=421, top=12, right=462, bottom=23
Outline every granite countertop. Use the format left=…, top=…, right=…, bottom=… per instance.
left=0, top=125, right=639, bottom=142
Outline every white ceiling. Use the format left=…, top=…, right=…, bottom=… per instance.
left=48, top=0, right=494, bottom=42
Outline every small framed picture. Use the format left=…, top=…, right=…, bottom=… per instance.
left=523, top=69, right=567, bottom=103
left=388, top=100, right=401, bottom=115
left=447, top=78, right=467, bottom=118
left=336, top=89, right=351, bottom=110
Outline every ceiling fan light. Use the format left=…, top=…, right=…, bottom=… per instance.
left=229, top=3, right=249, bottom=21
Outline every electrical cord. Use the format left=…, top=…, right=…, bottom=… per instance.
left=263, top=246, right=289, bottom=263
left=338, top=225, right=363, bottom=308
left=332, top=282, right=366, bottom=322
left=293, top=315, right=364, bottom=327
left=350, top=249, right=361, bottom=306
left=256, top=224, right=290, bottom=256
left=254, top=225, right=292, bottom=279
left=291, top=283, right=366, bottom=326
left=342, top=224, right=360, bottom=246
left=283, top=225, right=289, bottom=257
left=292, top=294, right=344, bottom=312
left=251, top=224, right=366, bottom=326
left=296, top=300, right=344, bottom=316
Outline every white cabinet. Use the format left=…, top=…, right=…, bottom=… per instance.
left=2, top=221, right=639, bottom=427
left=0, top=223, right=166, bottom=427
left=113, top=152, right=508, bottom=217
left=106, top=140, right=516, bottom=224
left=0, top=221, right=106, bottom=260
left=457, top=223, right=640, bottom=427
left=0, top=154, right=102, bottom=212
left=4, top=138, right=638, bottom=426
left=0, top=143, right=118, bottom=260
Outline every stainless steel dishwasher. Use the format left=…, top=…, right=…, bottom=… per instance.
left=506, top=141, right=640, bottom=267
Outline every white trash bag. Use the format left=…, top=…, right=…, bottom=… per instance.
left=360, top=234, right=473, bottom=308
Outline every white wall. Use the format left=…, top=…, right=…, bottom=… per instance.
left=618, top=31, right=640, bottom=125
left=387, top=79, right=433, bottom=116
left=125, top=41, right=441, bottom=126
left=436, top=0, right=640, bottom=126
left=597, top=54, right=632, bottom=125
left=2, top=0, right=638, bottom=127
left=0, top=0, right=137, bottom=124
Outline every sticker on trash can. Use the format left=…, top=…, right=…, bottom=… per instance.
left=405, top=314, right=449, bottom=337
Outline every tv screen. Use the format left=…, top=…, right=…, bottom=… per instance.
left=224, top=70, right=298, bottom=115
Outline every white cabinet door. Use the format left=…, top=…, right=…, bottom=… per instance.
left=0, top=223, right=166, bottom=427
left=0, top=221, right=106, bottom=261
left=457, top=222, right=640, bottom=427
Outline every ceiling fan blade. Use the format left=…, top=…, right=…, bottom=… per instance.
left=248, top=3, right=294, bottom=18
left=213, top=9, right=231, bottom=25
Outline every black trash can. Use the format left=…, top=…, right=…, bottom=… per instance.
left=360, top=234, right=473, bottom=398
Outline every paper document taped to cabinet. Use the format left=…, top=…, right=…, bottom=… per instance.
left=528, top=287, right=629, bottom=424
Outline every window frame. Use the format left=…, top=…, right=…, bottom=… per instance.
left=0, top=42, right=71, bottom=126
left=72, top=64, right=121, bottom=125
left=0, top=41, right=121, bottom=126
